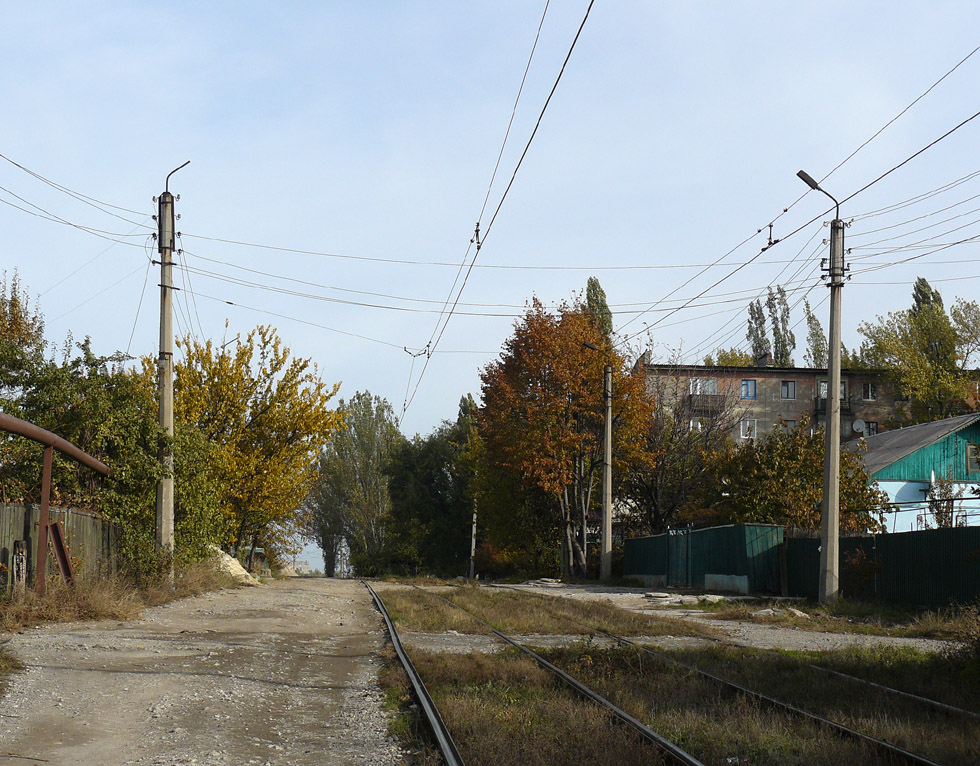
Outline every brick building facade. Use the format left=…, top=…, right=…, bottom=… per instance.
left=636, top=353, right=907, bottom=442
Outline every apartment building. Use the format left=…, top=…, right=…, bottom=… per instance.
left=636, top=354, right=905, bottom=442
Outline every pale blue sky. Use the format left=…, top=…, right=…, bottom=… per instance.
left=4, top=3, right=980, bottom=484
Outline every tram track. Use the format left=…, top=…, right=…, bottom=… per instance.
left=491, top=583, right=980, bottom=722
left=368, top=580, right=704, bottom=765
left=378, top=581, right=971, bottom=765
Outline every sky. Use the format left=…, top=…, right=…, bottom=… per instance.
left=3, top=2, right=980, bottom=564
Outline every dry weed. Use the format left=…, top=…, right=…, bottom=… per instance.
left=384, top=584, right=711, bottom=638
left=0, top=560, right=235, bottom=632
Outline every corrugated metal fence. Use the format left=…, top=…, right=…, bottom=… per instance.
left=0, top=503, right=120, bottom=593
left=624, top=524, right=785, bottom=593
left=786, top=527, right=980, bottom=606
left=625, top=524, right=980, bottom=605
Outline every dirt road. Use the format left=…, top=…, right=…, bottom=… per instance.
left=0, top=578, right=404, bottom=766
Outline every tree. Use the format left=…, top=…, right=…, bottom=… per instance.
left=766, top=286, right=796, bottom=366
left=306, top=391, right=405, bottom=576
left=478, top=298, right=654, bottom=577
left=694, top=416, right=887, bottom=532
left=0, top=271, right=47, bottom=409
left=386, top=396, right=480, bottom=576
left=620, top=362, right=740, bottom=534
left=746, top=299, right=771, bottom=362
left=703, top=348, right=753, bottom=366
left=175, top=325, right=342, bottom=565
left=858, top=278, right=980, bottom=423
left=803, top=299, right=827, bottom=368
left=585, top=276, right=613, bottom=338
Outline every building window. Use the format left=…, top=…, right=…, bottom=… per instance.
left=968, top=444, right=980, bottom=473
left=740, top=379, right=757, bottom=399
left=819, top=380, right=847, bottom=399
left=863, top=382, right=878, bottom=401
left=740, top=419, right=757, bottom=440
left=783, top=419, right=797, bottom=431
left=690, top=377, right=718, bottom=395
left=689, top=417, right=708, bottom=432
left=866, top=421, right=879, bottom=435
left=780, top=380, right=796, bottom=400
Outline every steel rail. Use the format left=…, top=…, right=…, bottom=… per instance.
left=489, top=584, right=947, bottom=766
left=598, top=630, right=944, bottom=766
left=363, top=582, right=464, bottom=766
left=784, top=654, right=980, bottom=721
left=411, top=585, right=705, bottom=766
left=496, top=585, right=980, bottom=722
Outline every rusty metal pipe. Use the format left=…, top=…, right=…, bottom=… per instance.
left=0, top=412, right=110, bottom=476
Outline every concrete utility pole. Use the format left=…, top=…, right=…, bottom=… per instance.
left=469, top=498, right=478, bottom=580
left=601, top=363, right=613, bottom=581
left=797, top=170, right=845, bottom=604
left=156, top=161, right=189, bottom=570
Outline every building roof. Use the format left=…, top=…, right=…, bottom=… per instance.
left=851, top=412, right=980, bottom=475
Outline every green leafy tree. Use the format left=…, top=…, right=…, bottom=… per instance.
left=766, top=286, right=796, bottom=366
left=694, top=416, right=887, bottom=532
left=803, top=299, right=827, bottom=368
left=746, top=299, right=771, bottom=362
left=307, top=391, right=405, bottom=576
left=703, top=348, right=753, bottom=366
left=386, top=397, right=480, bottom=576
left=585, top=276, right=613, bottom=338
left=858, top=278, right=980, bottom=422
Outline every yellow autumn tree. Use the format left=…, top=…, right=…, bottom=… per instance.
left=174, top=325, right=343, bottom=563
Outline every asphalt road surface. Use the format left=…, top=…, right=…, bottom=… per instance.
left=0, top=578, right=404, bottom=766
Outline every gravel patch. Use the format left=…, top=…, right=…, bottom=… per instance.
left=0, top=579, right=407, bottom=766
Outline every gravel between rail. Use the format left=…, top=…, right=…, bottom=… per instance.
left=382, top=582, right=954, bottom=655
left=0, top=578, right=406, bottom=766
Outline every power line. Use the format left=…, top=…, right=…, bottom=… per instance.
left=0, top=151, right=151, bottom=220
left=49, top=264, right=145, bottom=322
left=401, top=0, right=597, bottom=420
left=39, top=220, right=154, bottom=297
left=126, top=260, right=153, bottom=357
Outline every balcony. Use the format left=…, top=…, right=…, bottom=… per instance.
left=814, top=397, right=852, bottom=415
left=687, top=393, right=726, bottom=414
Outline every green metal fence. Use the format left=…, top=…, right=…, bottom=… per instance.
left=0, top=503, right=120, bottom=593
left=786, top=527, right=980, bottom=606
left=624, top=524, right=785, bottom=593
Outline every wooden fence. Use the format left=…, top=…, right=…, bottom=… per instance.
left=0, top=503, right=120, bottom=593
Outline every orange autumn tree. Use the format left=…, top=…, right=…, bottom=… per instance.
left=478, top=298, right=655, bottom=577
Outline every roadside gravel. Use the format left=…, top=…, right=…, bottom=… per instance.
left=0, top=578, right=406, bottom=766
left=495, top=582, right=956, bottom=654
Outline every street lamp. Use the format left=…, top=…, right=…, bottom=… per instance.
left=583, top=342, right=613, bottom=580
left=797, top=169, right=846, bottom=604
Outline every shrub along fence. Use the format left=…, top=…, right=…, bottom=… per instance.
left=625, top=524, right=980, bottom=606
left=0, top=503, right=120, bottom=594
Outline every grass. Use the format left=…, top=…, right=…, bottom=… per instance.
left=657, top=644, right=980, bottom=765
left=381, top=641, right=946, bottom=765
left=376, top=583, right=713, bottom=638
left=379, top=647, right=666, bottom=765
left=0, top=560, right=236, bottom=633
left=676, top=596, right=980, bottom=639
left=544, top=644, right=888, bottom=766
